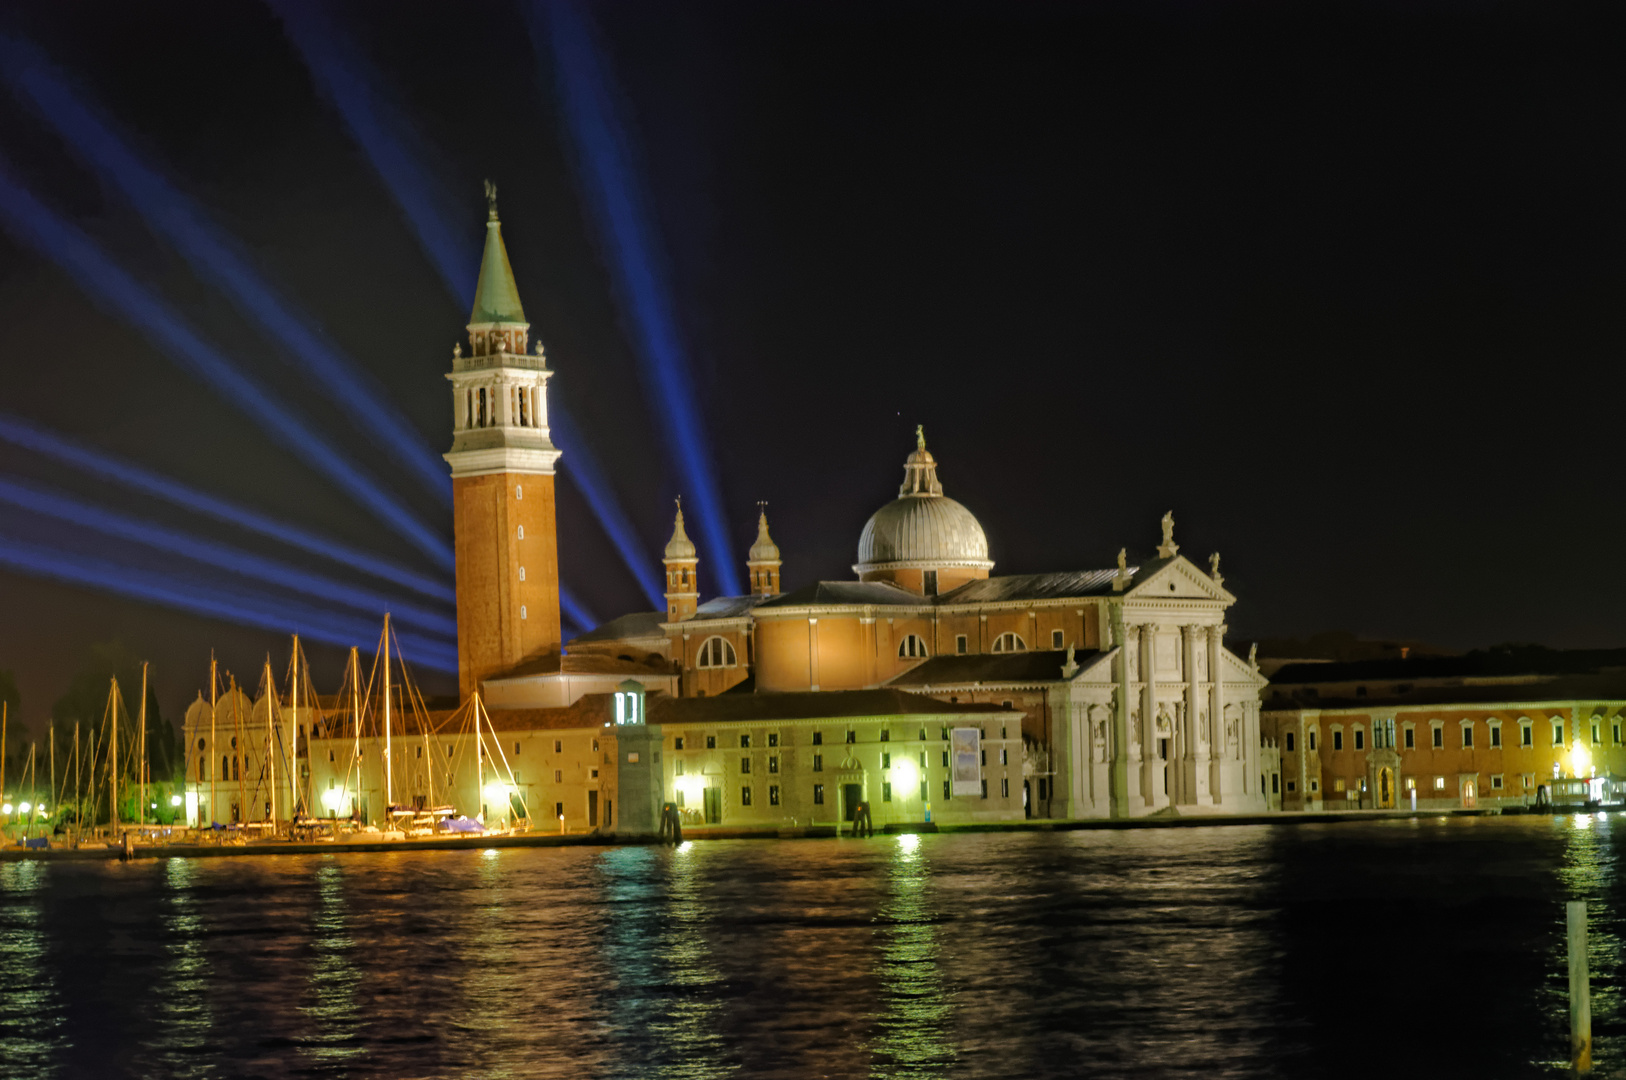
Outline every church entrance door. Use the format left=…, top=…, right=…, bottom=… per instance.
left=1461, top=779, right=1477, bottom=809
left=842, top=783, right=863, bottom=822
left=703, top=787, right=722, bottom=824
left=1378, top=767, right=1395, bottom=809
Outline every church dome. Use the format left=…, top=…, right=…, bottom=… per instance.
left=854, top=429, right=993, bottom=574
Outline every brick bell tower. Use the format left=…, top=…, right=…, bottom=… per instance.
left=445, top=183, right=562, bottom=697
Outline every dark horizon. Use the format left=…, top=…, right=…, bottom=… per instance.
left=2, top=1, right=1622, bottom=730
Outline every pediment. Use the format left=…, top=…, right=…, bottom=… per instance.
left=1220, top=646, right=1269, bottom=688
left=1125, top=556, right=1234, bottom=604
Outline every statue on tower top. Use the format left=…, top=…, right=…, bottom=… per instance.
left=1157, top=511, right=1179, bottom=559
left=485, top=178, right=498, bottom=218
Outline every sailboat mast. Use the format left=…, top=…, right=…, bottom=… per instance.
left=109, top=677, right=120, bottom=834
left=264, top=657, right=276, bottom=827
left=383, top=615, right=394, bottom=810
left=349, top=646, right=361, bottom=819
left=209, top=655, right=218, bottom=827
left=291, top=635, right=300, bottom=819
left=137, top=662, right=148, bottom=827
left=72, top=722, right=79, bottom=828
left=475, top=691, right=484, bottom=822
left=232, top=675, right=247, bottom=825
left=49, top=725, right=55, bottom=811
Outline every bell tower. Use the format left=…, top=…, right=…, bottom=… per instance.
left=663, top=501, right=699, bottom=622
left=746, top=504, right=781, bottom=596
left=445, top=184, right=562, bottom=697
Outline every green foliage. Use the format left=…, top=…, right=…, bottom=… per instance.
left=50, top=641, right=183, bottom=796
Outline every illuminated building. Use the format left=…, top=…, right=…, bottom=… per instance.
left=1263, top=653, right=1626, bottom=809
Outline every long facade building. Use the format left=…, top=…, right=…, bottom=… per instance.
left=1262, top=651, right=1626, bottom=810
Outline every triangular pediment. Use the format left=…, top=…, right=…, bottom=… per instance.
left=1124, top=555, right=1234, bottom=603
left=1220, top=646, right=1269, bottom=688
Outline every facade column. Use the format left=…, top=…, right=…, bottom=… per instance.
left=1140, top=623, right=1158, bottom=807
left=1207, top=624, right=1225, bottom=803
left=1181, top=624, right=1202, bottom=806
left=1109, top=602, right=1130, bottom=818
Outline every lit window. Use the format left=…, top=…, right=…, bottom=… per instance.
left=1434, top=776, right=1446, bottom=790
left=898, top=634, right=929, bottom=659
left=740, top=734, right=751, bottom=748
left=768, top=756, right=779, bottom=773
left=696, top=637, right=737, bottom=668
left=517, top=525, right=524, bottom=540
left=673, top=737, right=684, bottom=751
left=1406, top=777, right=1415, bottom=790
left=516, top=484, right=523, bottom=500
left=741, top=786, right=752, bottom=807
left=520, top=605, right=527, bottom=620
left=813, top=784, right=824, bottom=805
left=992, top=632, right=1027, bottom=653
left=769, top=785, right=780, bottom=806
left=1334, top=778, right=1346, bottom=792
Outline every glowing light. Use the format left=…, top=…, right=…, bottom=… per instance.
left=0, top=535, right=459, bottom=672
left=530, top=0, right=742, bottom=595
left=170, top=795, right=183, bottom=807
left=0, top=804, right=11, bottom=814
left=321, top=787, right=348, bottom=812
left=1573, top=741, right=1592, bottom=778
left=0, top=475, right=456, bottom=635
left=0, top=412, right=454, bottom=603
left=483, top=781, right=518, bottom=803
left=0, top=157, right=451, bottom=569
left=0, top=30, right=452, bottom=505
left=18, top=802, right=30, bottom=813
left=890, top=757, right=919, bottom=792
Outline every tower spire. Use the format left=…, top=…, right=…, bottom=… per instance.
left=747, top=501, right=782, bottom=596
left=664, top=499, right=699, bottom=621
left=470, top=179, right=526, bottom=327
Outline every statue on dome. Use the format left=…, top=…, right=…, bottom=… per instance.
left=915, top=423, right=926, bottom=452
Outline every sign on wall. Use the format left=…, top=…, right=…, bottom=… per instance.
left=951, top=727, right=981, bottom=796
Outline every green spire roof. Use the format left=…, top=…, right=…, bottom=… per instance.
left=469, top=211, right=527, bottom=325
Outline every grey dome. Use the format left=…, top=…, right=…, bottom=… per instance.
left=856, top=494, right=992, bottom=571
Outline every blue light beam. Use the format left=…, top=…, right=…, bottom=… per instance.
left=0, top=475, right=458, bottom=639
left=557, top=583, right=597, bottom=633
left=530, top=0, right=742, bottom=597
left=0, top=30, right=452, bottom=505
left=270, top=3, right=667, bottom=608
left=0, top=412, right=454, bottom=603
left=0, top=158, right=453, bottom=570
left=0, top=535, right=458, bottom=672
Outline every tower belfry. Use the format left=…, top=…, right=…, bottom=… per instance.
left=445, top=185, right=562, bottom=696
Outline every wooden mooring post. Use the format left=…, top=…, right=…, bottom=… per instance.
left=1569, top=900, right=1592, bottom=1073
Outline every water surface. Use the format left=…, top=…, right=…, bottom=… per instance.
left=0, top=816, right=1618, bottom=1078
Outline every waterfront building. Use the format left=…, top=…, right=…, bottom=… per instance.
left=1261, top=649, right=1626, bottom=810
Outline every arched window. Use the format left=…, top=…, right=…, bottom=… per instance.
left=992, top=632, right=1027, bottom=653
left=696, top=636, right=737, bottom=668
left=477, top=387, right=487, bottom=427
left=898, top=634, right=929, bottom=659
left=517, top=525, right=525, bottom=540
left=516, top=484, right=524, bottom=501
left=519, top=566, right=526, bottom=582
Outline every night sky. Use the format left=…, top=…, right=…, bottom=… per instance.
left=1, top=1, right=1622, bottom=731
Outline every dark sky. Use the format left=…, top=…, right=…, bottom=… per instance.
left=1, top=1, right=1622, bottom=732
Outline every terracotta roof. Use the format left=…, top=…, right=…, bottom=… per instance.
left=487, top=651, right=671, bottom=681
left=887, top=649, right=1100, bottom=687
left=647, top=688, right=1015, bottom=725
left=757, top=581, right=924, bottom=608
left=571, top=611, right=666, bottom=643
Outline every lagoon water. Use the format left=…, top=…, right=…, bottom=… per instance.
left=0, top=817, right=1620, bottom=1078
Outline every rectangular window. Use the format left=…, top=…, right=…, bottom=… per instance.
left=1271, top=774, right=1280, bottom=794
left=1524, top=773, right=1536, bottom=789
left=740, top=734, right=751, bottom=748
left=769, top=785, right=780, bottom=806
left=554, top=740, right=563, bottom=753
left=741, top=757, right=751, bottom=775
left=1285, top=732, right=1295, bottom=752
left=1333, top=731, right=1344, bottom=752
left=555, top=802, right=564, bottom=818
left=1554, top=722, right=1564, bottom=747
left=1334, top=779, right=1346, bottom=793
left=1286, top=779, right=1297, bottom=792
left=1406, top=777, right=1415, bottom=790
left=812, top=732, right=823, bottom=746
left=1434, top=776, right=1446, bottom=790
left=676, top=790, right=686, bottom=808
left=1522, top=725, right=1532, bottom=747
left=1354, top=729, right=1364, bottom=751
left=768, top=733, right=779, bottom=748
left=882, top=752, right=891, bottom=769
left=981, top=749, right=987, bottom=766
left=881, top=729, right=891, bottom=742
left=706, top=735, right=717, bottom=749
left=1490, top=726, right=1501, bottom=748
left=742, top=786, right=752, bottom=807
left=1615, top=723, right=1621, bottom=745
left=1037, top=778, right=1048, bottom=800
left=1052, top=629, right=1064, bottom=649
left=1001, top=776, right=1010, bottom=798
left=1593, top=724, right=1601, bottom=745
left=956, top=634, right=968, bottom=655
left=943, top=778, right=951, bottom=800
left=813, top=784, right=824, bottom=805
left=883, top=781, right=893, bottom=802
left=981, top=778, right=988, bottom=799
left=1308, top=730, right=1318, bottom=751
left=1404, top=727, right=1415, bottom=749
left=675, top=760, right=684, bottom=777
left=920, top=780, right=929, bottom=802
left=846, top=730, right=856, bottom=744
left=1491, top=775, right=1504, bottom=790
left=1462, top=726, right=1473, bottom=749
left=942, top=750, right=950, bottom=768
left=813, top=754, right=823, bottom=772
left=1432, top=726, right=1443, bottom=749
left=592, top=739, right=599, bottom=753
left=1000, top=748, right=1008, bottom=765
left=674, top=737, right=685, bottom=751
left=554, top=769, right=563, bottom=783
left=768, top=756, right=779, bottom=774
left=1310, top=779, right=1319, bottom=792
left=919, top=751, right=927, bottom=768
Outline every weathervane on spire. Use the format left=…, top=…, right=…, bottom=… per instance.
left=484, top=178, right=498, bottom=218
left=915, top=424, right=926, bottom=452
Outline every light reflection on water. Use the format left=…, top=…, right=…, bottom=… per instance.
left=3, top=819, right=1625, bottom=1078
